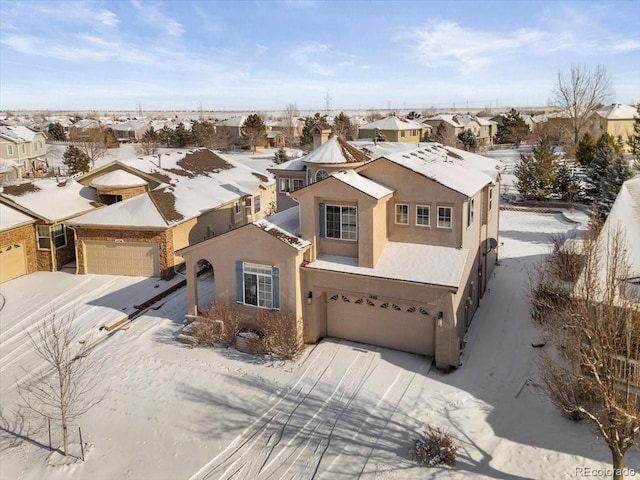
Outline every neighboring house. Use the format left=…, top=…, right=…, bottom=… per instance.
left=219, top=116, right=248, bottom=146
left=266, top=130, right=286, bottom=148
left=68, top=119, right=101, bottom=141
left=423, top=115, right=495, bottom=147
left=67, top=148, right=275, bottom=280
left=0, top=203, right=37, bottom=283
left=110, top=120, right=150, bottom=143
left=269, top=118, right=303, bottom=145
left=423, top=115, right=465, bottom=145
left=179, top=142, right=504, bottom=369
left=473, top=117, right=498, bottom=146
left=585, top=103, right=639, bottom=150
left=0, top=126, right=48, bottom=177
left=358, top=116, right=425, bottom=142
left=268, top=136, right=371, bottom=212
left=0, top=178, right=98, bottom=274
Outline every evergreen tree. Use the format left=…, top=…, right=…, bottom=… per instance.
left=457, top=130, right=479, bottom=152
left=242, top=113, right=267, bottom=152
left=62, top=145, right=90, bottom=174
left=47, top=122, right=66, bottom=141
left=588, top=133, right=619, bottom=198
left=406, top=111, right=420, bottom=120
left=157, top=126, right=173, bottom=146
left=332, top=112, right=356, bottom=140
left=627, top=103, right=640, bottom=167
left=494, top=108, right=530, bottom=145
left=102, top=127, right=119, bottom=148
left=191, top=121, right=217, bottom=148
left=137, top=127, right=159, bottom=155
left=514, top=138, right=558, bottom=200
left=429, top=123, right=448, bottom=144
left=172, top=122, right=192, bottom=147
left=273, top=147, right=289, bottom=164
left=575, top=132, right=597, bottom=166
left=596, top=155, right=632, bottom=220
left=299, top=114, right=321, bottom=151
left=554, top=163, right=581, bottom=202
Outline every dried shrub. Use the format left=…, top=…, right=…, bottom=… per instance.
left=255, top=310, right=301, bottom=360
left=409, top=426, right=457, bottom=467
left=193, top=302, right=242, bottom=347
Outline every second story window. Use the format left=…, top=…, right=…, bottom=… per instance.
left=279, top=178, right=304, bottom=193
left=437, top=206, right=452, bottom=229
left=21, top=144, right=26, bottom=154
left=489, top=189, right=493, bottom=210
left=7, top=145, right=13, bottom=155
left=315, top=169, right=329, bottom=182
left=324, top=204, right=357, bottom=241
left=467, top=199, right=475, bottom=227
left=416, top=205, right=430, bottom=226
left=395, top=204, right=409, bottom=224
left=253, top=195, right=261, bottom=214
left=234, top=201, right=241, bottom=215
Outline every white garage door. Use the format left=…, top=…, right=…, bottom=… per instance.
left=327, top=294, right=434, bottom=356
left=84, top=241, right=160, bottom=277
left=0, top=242, right=27, bottom=283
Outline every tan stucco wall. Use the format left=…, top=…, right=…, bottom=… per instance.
left=180, top=225, right=307, bottom=332
left=0, top=223, right=37, bottom=280
left=74, top=227, right=174, bottom=279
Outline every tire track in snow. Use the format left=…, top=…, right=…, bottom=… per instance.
left=189, top=341, right=342, bottom=480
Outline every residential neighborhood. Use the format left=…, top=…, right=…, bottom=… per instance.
left=1, top=1, right=639, bottom=479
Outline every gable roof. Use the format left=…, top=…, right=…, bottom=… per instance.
left=252, top=206, right=311, bottom=250
left=71, top=148, right=273, bottom=228
left=0, top=126, right=41, bottom=143
left=90, top=170, right=148, bottom=188
left=594, top=103, right=638, bottom=120
left=330, top=170, right=394, bottom=199
left=67, top=192, right=168, bottom=228
left=0, top=202, right=36, bottom=231
left=221, top=116, right=247, bottom=128
left=378, top=143, right=504, bottom=197
left=0, top=178, right=98, bottom=222
left=302, top=136, right=369, bottom=165
left=359, top=116, right=423, bottom=131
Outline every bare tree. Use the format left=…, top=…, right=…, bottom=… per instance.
left=550, top=64, right=613, bottom=148
left=74, top=129, right=109, bottom=169
left=530, top=228, right=640, bottom=479
left=283, top=103, right=299, bottom=147
left=17, top=309, right=106, bottom=456
left=135, top=127, right=159, bottom=156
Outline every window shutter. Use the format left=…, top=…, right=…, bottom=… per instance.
left=272, top=266, right=280, bottom=310
left=319, top=203, right=326, bottom=238
left=235, top=261, right=243, bottom=303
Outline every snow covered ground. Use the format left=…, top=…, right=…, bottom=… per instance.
left=1, top=210, right=639, bottom=479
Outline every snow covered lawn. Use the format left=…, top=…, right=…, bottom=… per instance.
left=1, top=210, right=639, bottom=479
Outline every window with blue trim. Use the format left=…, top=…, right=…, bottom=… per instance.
left=238, top=262, right=279, bottom=309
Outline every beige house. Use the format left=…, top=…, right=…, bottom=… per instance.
left=0, top=178, right=98, bottom=276
left=110, top=120, right=150, bottom=143
left=179, top=142, right=504, bottom=369
left=0, top=203, right=37, bottom=283
left=585, top=103, right=639, bottom=150
left=0, top=126, right=48, bottom=178
left=67, top=149, right=275, bottom=279
left=268, top=136, right=370, bottom=212
left=358, top=116, right=425, bottom=142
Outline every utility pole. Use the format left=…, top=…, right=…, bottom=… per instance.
left=324, top=90, right=331, bottom=115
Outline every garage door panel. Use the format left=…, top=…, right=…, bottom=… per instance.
left=0, top=242, right=27, bottom=283
left=84, top=241, right=160, bottom=277
left=327, top=295, right=434, bottom=356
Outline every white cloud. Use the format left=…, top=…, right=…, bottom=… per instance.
left=130, top=0, right=184, bottom=37
left=289, top=42, right=335, bottom=76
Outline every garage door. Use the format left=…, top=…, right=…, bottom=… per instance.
left=84, top=241, right=160, bottom=277
left=0, top=242, right=27, bottom=283
left=327, top=294, right=434, bottom=356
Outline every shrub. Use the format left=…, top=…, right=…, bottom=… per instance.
left=256, top=310, right=301, bottom=360
left=193, top=302, right=242, bottom=347
left=409, top=426, right=457, bottom=467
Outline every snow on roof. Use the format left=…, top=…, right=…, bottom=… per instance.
left=331, top=170, right=394, bottom=199
left=381, top=143, right=504, bottom=196
left=268, top=157, right=306, bottom=172
left=306, top=242, right=469, bottom=289
left=595, top=103, right=638, bottom=120
left=0, top=126, right=39, bottom=143
left=221, top=116, right=247, bottom=127
left=0, top=158, right=20, bottom=172
left=111, top=120, right=148, bottom=132
left=253, top=206, right=310, bottom=250
left=0, top=202, right=35, bottom=231
left=301, top=136, right=369, bottom=165
left=359, top=116, right=423, bottom=131
left=601, top=176, right=640, bottom=279
left=0, top=178, right=97, bottom=222
left=68, top=193, right=168, bottom=228
left=424, top=114, right=463, bottom=127
left=90, top=170, right=148, bottom=188
left=72, top=119, right=100, bottom=129
left=87, top=149, right=273, bottom=226
left=351, top=141, right=425, bottom=160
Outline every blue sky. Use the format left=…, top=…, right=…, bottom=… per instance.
left=0, top=0, right=638, bottom=112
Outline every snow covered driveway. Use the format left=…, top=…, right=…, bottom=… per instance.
left=191, top=341, right=429, bottom=480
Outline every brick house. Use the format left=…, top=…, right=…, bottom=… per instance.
left=0, top=203, right=37, bottom=283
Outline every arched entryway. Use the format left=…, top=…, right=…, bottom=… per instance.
left=195, top=259, right=215, bottom=314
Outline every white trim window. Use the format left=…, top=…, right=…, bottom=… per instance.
left=326, top=205, right=357, bottom=241
left=234, top=201, right=242, bottom=215
left=279, top=178, right=304, bottom=193
left=416, top=205, right=430, bottom=226
left=20, top=144, right=26, bottom=154
left=36, top=225, right=51, bottom=250
left=437, top=206, right=452, bottom=228
left=243, top=263, right=273, bottom=308
left=489, top=188, right=493, bottom=211
left=315, top=169, right=329, bottom=182
left=395, top=204, right=409, bottom=225
left=467, top=198, right=475, bottom=227
left=53, top=224, right=66, bottom=248
left=7, top=144, right=13, bottom=156
left=253, top=195, right=261, bottom=214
